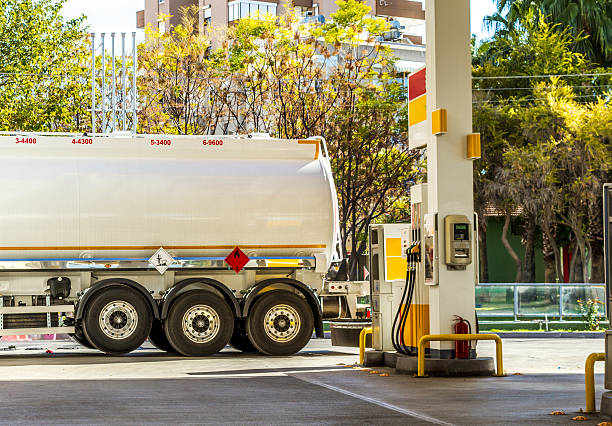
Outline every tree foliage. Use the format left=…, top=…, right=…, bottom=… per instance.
left=473, top=18, right=612, bottom=282
left=138, top=8, right=227, bottom=134
left=0, top=0, right=90, bottom=131
left=499, top=85, right=611, bottom=283
left=486, top=0, right=612, bottom=65
left=474, top=15, right=599, bottom=99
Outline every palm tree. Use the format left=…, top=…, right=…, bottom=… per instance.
left=484, top=0, right=539, bottom=34
left=541, top=0, right=612, bottom=64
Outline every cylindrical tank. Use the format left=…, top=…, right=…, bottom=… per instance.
left=0, top=134, right=339, bottom=267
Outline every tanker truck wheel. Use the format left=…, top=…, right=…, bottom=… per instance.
left=148, top=319, right=176, bottom=353
left=229, top=319, right=258, bottom=353
left=245, top=291, right=313, bottom=356
left=82, top=286, right=153, bottom=355
left=164, top=291, right=234, bottom=357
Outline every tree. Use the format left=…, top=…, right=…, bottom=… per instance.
left=484, top=0, right=538, bottom=36
left=0, top=0, right=90, bottom=131
left=499, top=82, right=569, bottom=283
left=472, top=15, right=611, bottom=283
left=480, top=82, right=611, bottom=283
left=138, top=6, right=231, bottom=134
left=472, top=102, right=522, bottom=282
left=475, top=15, right=594, bottom=99
left=549, top=87, right=611, bottom=282
left=325, top=84, right=422, bottom=278
left=502, top=140, right=562, bottom=282
left=486, top=0, right=612, bottom=65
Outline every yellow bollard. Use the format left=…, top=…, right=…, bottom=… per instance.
left=584, top=352, right=605, bottom=413
left=417, top=333, right=504, bottom=377
left=359, top=327, right=372, bottom=365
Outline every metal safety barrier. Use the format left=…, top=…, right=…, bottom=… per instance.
left=476, top=282, right=606, bottom=322
left=584, top=352, right=605, bottom=413
left=359, top=327, right=372, bottom=365
left=417, top=333, right=504, bottom=377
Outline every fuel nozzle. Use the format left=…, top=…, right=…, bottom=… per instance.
left=407, top=242, right=421, bottom=262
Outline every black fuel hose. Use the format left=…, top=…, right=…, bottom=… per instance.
left=391, top=267, right=409, bottom=352
left=392, top=250, right=417, bottom=356
left=398, top=260, right=417, bottom=355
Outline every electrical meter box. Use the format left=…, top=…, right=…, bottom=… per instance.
left=444, top=214, right=472, bottom=267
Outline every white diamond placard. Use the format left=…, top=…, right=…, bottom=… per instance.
left=148, top=247, right=175, bottom=274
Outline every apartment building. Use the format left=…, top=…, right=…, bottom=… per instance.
left=139, top=0, right=423, bottom=41
left=137, top=0, right=199, bottom=33
left=137, top=0, right=425, bottom=67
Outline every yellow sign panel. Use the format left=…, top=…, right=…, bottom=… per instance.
left=385, top=237, right=402, bottom=257
left=386, top=257, right=407, bottom=281
left=409, top=95, right=427, bottom=127
left=385, top=237, right=407, bottom=280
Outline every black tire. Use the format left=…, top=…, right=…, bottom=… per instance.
left=82, top=286, right=153, bottom=355
left=148, top=319, right=175, bottom=353
left=164, top=291, right=234, bottom=357
left=71, top=326, right=95, bottom=349
left=229, top=319, right=258, bottom=353
left=246, top=291, right=314, bottom=356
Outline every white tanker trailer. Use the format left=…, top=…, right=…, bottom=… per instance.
left=0, top=132, right=366, bottom=356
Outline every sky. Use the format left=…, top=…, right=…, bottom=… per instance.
left=471, top=0, right=497, bottom=40
left=61, top=0, right=498, bottom=41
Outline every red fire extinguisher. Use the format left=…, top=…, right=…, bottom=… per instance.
left=454, top=316, right=471, bottom=359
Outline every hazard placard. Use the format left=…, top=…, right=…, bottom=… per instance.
left=148, top=247, right=175, bottom=274
left=225, top=247, right=250, bottom=273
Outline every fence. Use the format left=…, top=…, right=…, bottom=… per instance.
left=476, top=283, right=606, bottom=325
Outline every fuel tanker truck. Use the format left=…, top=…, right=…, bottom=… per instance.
left=0, top=132, right=367, bottom=356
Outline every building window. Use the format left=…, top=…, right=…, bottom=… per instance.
left=159, top=0, right=165, bottom=3
left=203, top=5, right=212, bottom=26
left=227, top=0, right=277, bottom=22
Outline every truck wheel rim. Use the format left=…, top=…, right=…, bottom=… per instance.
left=264, top=304, right=300, bottom=343
left=99, top=301, right=138, bottom=340
left=182, top=305, right=220, bottom=344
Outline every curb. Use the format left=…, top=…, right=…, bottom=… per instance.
left=488, top=331, right=604, bottom=338
left=315, top=331, right=605, bottom=339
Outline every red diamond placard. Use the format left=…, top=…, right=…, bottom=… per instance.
left=225, top=247, right=249, bottom=273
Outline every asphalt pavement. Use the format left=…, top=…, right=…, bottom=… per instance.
left=0, top=337, right=605, bottom=425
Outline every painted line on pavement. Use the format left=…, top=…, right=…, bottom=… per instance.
left=294, top=375, right=454, bottom=426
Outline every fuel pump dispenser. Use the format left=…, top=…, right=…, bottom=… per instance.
left=369, top=224, right=410, bottom=352
left=396, top=184, right=430, bottom=355
left=367, top=183, right=485, bottom=370
left=369, top=185, right=432, bottom=356
left=364, top=0, right=490, bottom=374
